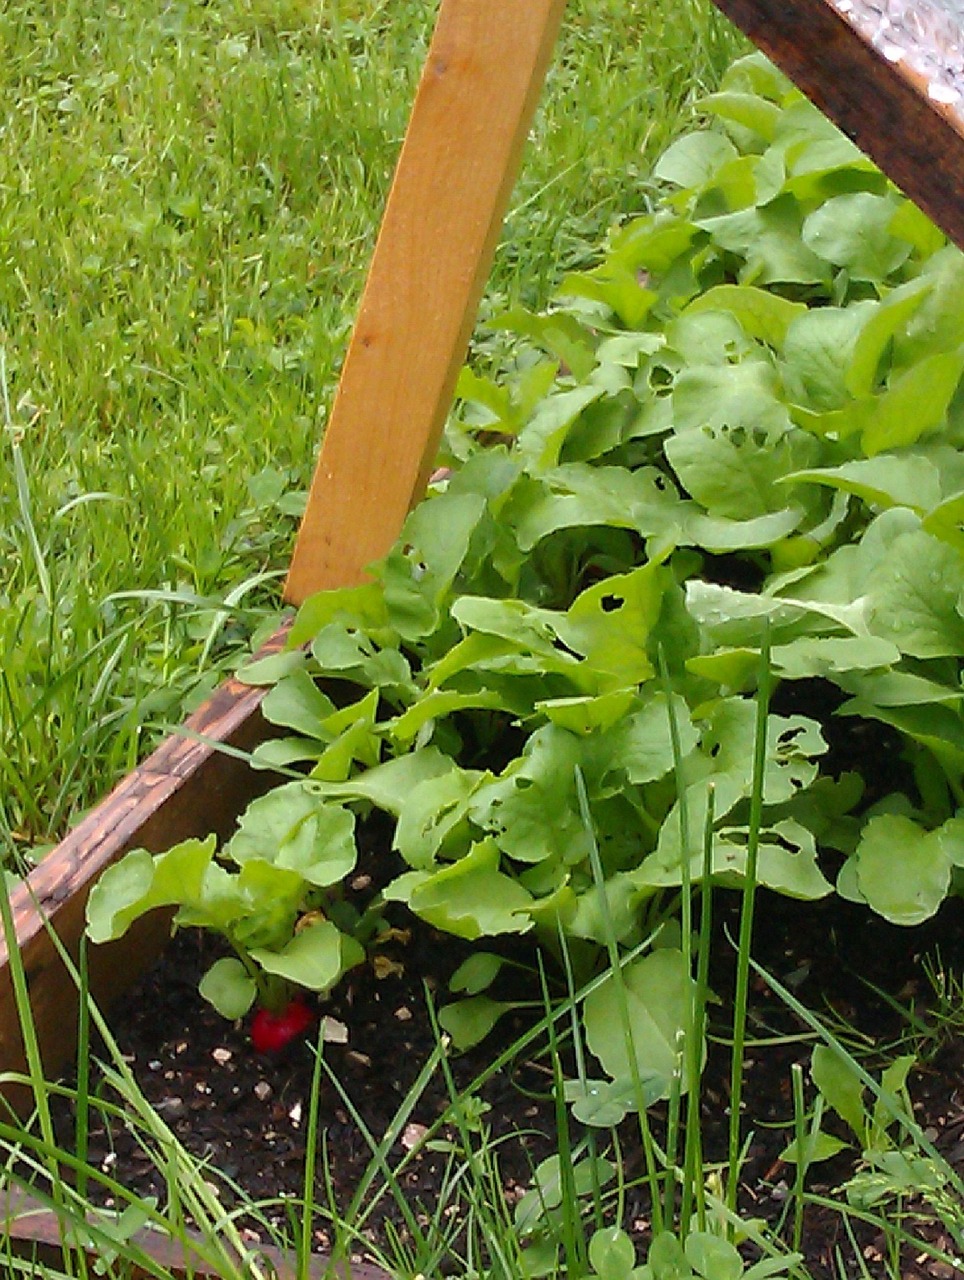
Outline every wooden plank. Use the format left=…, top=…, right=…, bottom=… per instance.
left=0, top=623, right=290, bottom=1104
left=2, top=1189, right=390, bottom=1280
left=284, top=0, right=567, bottom=604
left=709, top=0, right=964, bottom=250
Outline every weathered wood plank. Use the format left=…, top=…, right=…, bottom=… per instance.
left=710, top=0, right=964, bottom=250
left=2, top=1188, right=390, bottom=1280
left=284, top=0, right=568, bottom=604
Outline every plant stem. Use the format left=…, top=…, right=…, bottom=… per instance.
left=726, top=625, right=772, bottom=1220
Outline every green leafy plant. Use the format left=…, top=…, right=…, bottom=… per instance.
left=86, top=785, right=370, bottom=1026
left=87, top=51, right=964, bottom=1085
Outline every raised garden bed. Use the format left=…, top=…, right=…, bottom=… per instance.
left=4, top=1, right=964, bottom=1276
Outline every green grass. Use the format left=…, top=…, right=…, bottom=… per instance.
left=0, top=0, right=745, bottom=864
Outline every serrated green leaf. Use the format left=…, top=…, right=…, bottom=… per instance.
left=870, top=1054, right=916, bottom=1146
left=781, top=1130, right=851, bottom=1164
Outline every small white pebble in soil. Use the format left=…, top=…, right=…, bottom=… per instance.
left=148, top=1059, right=162, bottom=1071
left=212, top=1047, right=232, bottom=1065
left=289, top=1100, right=303, bottom=1127
left=321, top=1016, right=349, bottom=1044
left=401, top=1122, right=429, bottom=1151
left=351, top=874, right=372, bottom=891
left=347, top=1050, right=371, bottom=1067
left=394, top=1006, right=413, bottom=1022
left=254, top=1080, right=273, bottom=1102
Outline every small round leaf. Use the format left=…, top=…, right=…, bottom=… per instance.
left=199, top=958, right=256, bottom=1020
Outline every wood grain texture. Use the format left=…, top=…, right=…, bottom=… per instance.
left=710, top=0, right=964, bottom=249
left=284, top=0, right=567, bottom=604
left=0, top=623, right=291, bottom=1103
left=2, top=1189, right=390, bottom=1280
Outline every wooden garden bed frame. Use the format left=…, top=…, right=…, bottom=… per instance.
left=4, top=0, right=964, bottom=1267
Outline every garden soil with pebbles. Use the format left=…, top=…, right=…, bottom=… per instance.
left=52, top=886, right=963, bottom=1280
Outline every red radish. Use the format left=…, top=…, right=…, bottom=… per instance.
left=250, top=999, right=314, bottom=1053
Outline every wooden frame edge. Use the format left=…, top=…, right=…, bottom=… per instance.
left=2, top=1189, right=391, bottom=1280
left=711, top=0, right=964, bottom=249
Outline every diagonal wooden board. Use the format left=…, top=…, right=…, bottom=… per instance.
left=284, top=0, right=567, bottom=603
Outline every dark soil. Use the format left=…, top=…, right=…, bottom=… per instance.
left=46, top=879, right=964, bottom=1280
